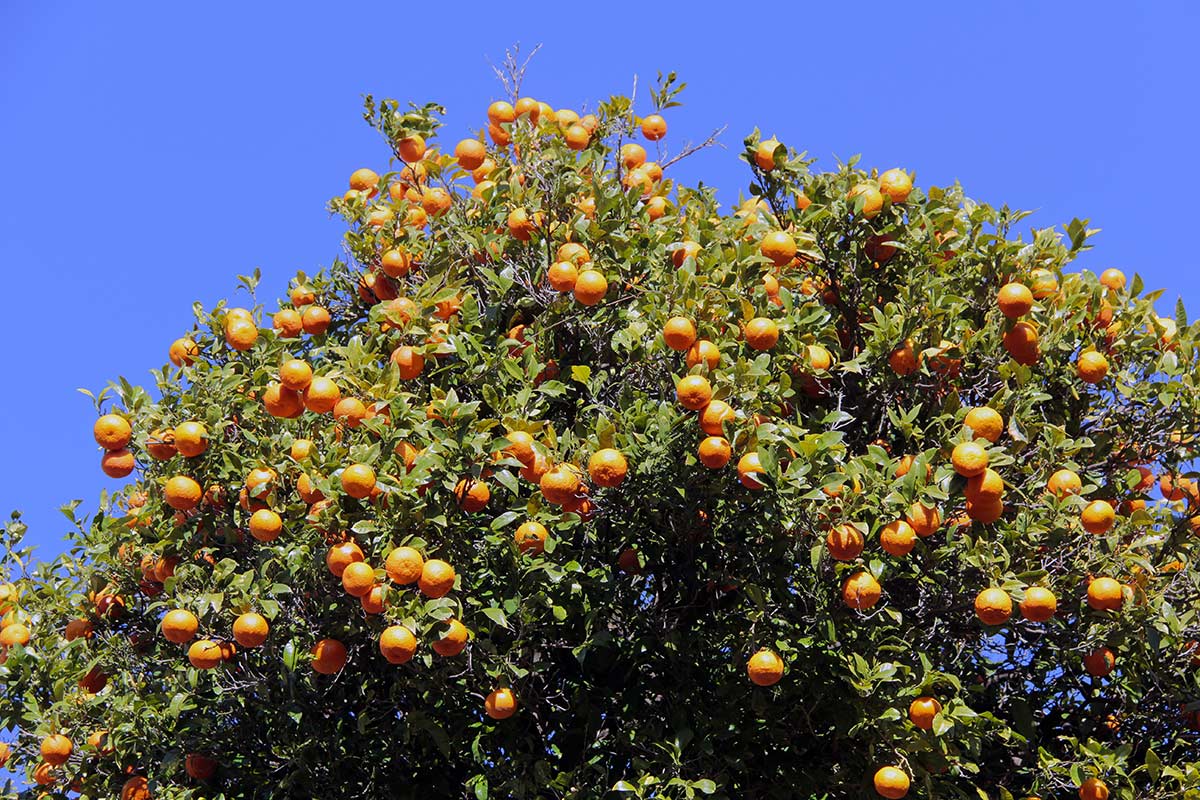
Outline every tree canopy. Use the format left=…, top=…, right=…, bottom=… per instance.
left=1, top=68, right=1199, bottom=800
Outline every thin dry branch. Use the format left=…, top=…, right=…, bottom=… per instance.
left=662, top=125, right=728, bottom=169
left=487, top=43, right=543, bottom=102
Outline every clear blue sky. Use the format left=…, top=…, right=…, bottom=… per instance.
left=2, top=1, right=1198, bottom=560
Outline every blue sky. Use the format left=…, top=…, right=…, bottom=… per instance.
left=2, top=1, right=1198, bottom=560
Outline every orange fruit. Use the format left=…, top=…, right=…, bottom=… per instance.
left=174, top=421, right=207, bottom=458
left=1077, top=350, right=1109, bottom=384
left=94, top=414, right=132, bottom=451
left=121, top=776, right=151, bottom=800
left=1078, top=777, right=1109, bottom=800
left=431, top=618, right=469, bottom=656
left=359, top=585, right=387, bottom=615
left=349, top=168, right=379, bottom=192
left=301, top=305, right=331, bottom=335
left=975, top=588, right=1012, bottom=625
left=1003, top=321, right=1040, bottom=365
left=966, top=495, right=1004, bottom=523
left=302, top=376, right=341, bottom=413
left=146, top=429, right=177, bottom=460
left=101, top=448, right=136, bottom=478
left=620, top=142, right=647, bottom=169
left=1099, top=268, right=1126, bottom=291
left=188, top=639, right=223, bottom=669
left=515, top=520, right=549, bottom=555
left=676, top=375, right=713, bottom=411
left=1083, top=647, right=1115, bottom=677
left=64, top=618, right=93, bottom=641
left=1020, top=587, right=1057, bottom=622
left=333, top=397, right=368, bottom=428
left=454, top=139, right=486, bottom=170
left=40, top=734, right=73, bottom=766
left=826, top=523, right=864, bottom=561
left=485, top=687, right=518, bottom=719
left=1081, top=500, right=1115, bottom=535
left=33, top=762, right=55, bottom=786
left=663, top=317, right=697, bottom=351
left=86, top=730, right=113, bottom=756
left=379, top=625, right=418, bottom=664
left=588, top=449, right=628, bottom=488
left=390, top=345, right=426, bottom=380
left=501, top=431, right=537, bottom=466
left=743, top=317, right=780, bottom=351
left=963, top=407, right=1003, bottom=443
left=888, top=340, right=919, bottom=375
left=161, top=609, right=199, bottom=643
left=905, top=502, right=941, bottom=537
left=565, top=124, right=590, bottom=150
left=311, top=638, right=348, bottom=674
left=454, top=478, right=491, bottom=512
left=225, top=318, right=258, bottom=351
left=396, top=133, right=425, bottom=163
left=699, top=400, right=735, bottom=435
left=746, top=648, right=784, bottom=686
left=754, top=138, right=780, bottom=170
left=698, top=436, right=732, bottom=469
left=279, top=359, right=313, bottom=391
left=547, top=261, right=579, bottom=291
left=418, top=559, right=456, bottom=598
left=574, top=270, right=608, bottom=305
left=879, top=520, right=916, bottom=557
left=951, top=442, right=988, bottom=477
left=380, top=248, right=412, bottom=278
left=273, top=308, right=302, bottom=337
left=169, top=337, right=199, bottom=367
left=997, top=282, right=1034, bottom=318
left=541, top=465, right=583, bottom=505
left=487, top=100, right=515, bottom=125
left=385, top=546, right=424, bottom=584
left=0, top=622, right=30, bottom=647
left=847, top=182, right=884, bottom=219
left=965, top=468, right=1004, bottom=504
left=262, top=383, right=304, bottom=418
left=325, top=541, right=364, bottom=577
left=1046, top=469, right=1082, bottom=498
left=232, top=612, right=268, bottom=647
left=640, top=114, right=667, bottom=141
left=341, top=464, right=377, bottom=499
left=873, top=766, right=910, bottom=799
left=341, top=561, right=375, bottom=597
left=185, top=753, right=217, bottom=780
left=296, top=473, right=324, bottom=504
left=1087, top=577, right=1124, bottom=612
left=909, top=696, right=941, bottom=730
left=737, top=452, right=766, bottom=490
left=164, top=476, right=202, bottom=511
left=878, top=169, right=912, bottom=203
left=760, top=231, right=797, bottom=266
left=672, top=240, right=702, bottom=267
left=248, top=509, right=282, bottom=542
left=556, top=242, right=591, bottom=266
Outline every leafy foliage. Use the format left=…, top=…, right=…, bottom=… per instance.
left=1, top=73, right=1199, bottom=800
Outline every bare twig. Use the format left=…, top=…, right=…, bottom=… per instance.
left=661, top=125, right=728, bottom=169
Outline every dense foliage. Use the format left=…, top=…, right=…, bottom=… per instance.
left=2, top=71, right=1199, bottom=800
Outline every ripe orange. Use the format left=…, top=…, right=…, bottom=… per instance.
left=672, top=240, right=701, bottom=267
left=487, top=101, right=515, bottom=125
left=826, top=524, right=864, bottom=561
left=431, top=619, right=469, bottom=657
left=486, top=687, right=518, bottom=719
left=743, top=317, right=780, bottom=351
left=94, top=414, right=132, bottom=451
left=737, top=452, right=766, bottom=490
left=906, top=503, right=941, bottom=537
left=325, top=541, right=364, bottom=577
left=396, top=133, right=425, bottom=163
left=454, top=138, right=486, bottom=170
left=1099, top=268, right=1126, bottom=291
left=1076, top=350, right=1109, bottom=384
left=698, top=436, right=732, bottom=469
left=500, top=431, right=536, bottom=467
left=1020, top=587, right=1057, bottom=622
left=379, top=625, right=418, bottom=664
left=873, top=766, right=910, bottom=799
left=879, top=520, right=916, bottom=557
left=1087, top=577, right=1124, bottom=611
left=385, top=546, right=424, bottom=584
left=878, top=168, right=913, bottom=203
left=997, top=282, right=1034, bottom=318
left=965, top=468, right=1004, bottom=504
left=358, top=584, right=386, bottom=615
left=908, top=696, right=941, bottom=730
left=951, top=442, right=988, bottom=477
left=573, top=270, right=608, bottom=305
left=0, top=622, right=30, bottom=647
left=847, top=182, right=884, bottom=218
left=64, top=618, right=93, bottom=641
left=754, top=138, right=780, bottom=170
left=760, top=231, right=797, bottom=267
left=975, top=588, right=1012, bottom=625
left=1046, top=469, right=1082, bottom=498
left=1003, top=321, right=1040, bottom=365
left=349, top=168, right=379, bottom=192
left=232, top=612, right=268, bottom=647
left=557, top=242, right=591, bottom=265
left=40, top=734, right=73, bottom=766
left=641, top=114, right=667, bottom=141
left=547, top=261, right=579, bottom=291
left=263, top=383, right=304, bottom=418
left=1081, top=500, right=1115, bottom=535
left=1084, top=647, right=1115, bottom=677
left=676, top=375, right=713, bottom=410
left=301, top=305, right=331, bottom=335
left=515, top=520, right=549, bottom=555
left=188, top=639, right=223, bottom=669
left=565, top=124, right=590, bottom=150
left=101, top=448, right=136, bottom=478
left=303, top=376, right=341, bottom=413
left=888, top=340, right=919, bottom=375
left=746, top=648, right=784, bottom=686
left=620, top=142, right=647, bottom=169
left=333, top=397, right=368, bottom=428
left=161, top=609, right=199, bottom=643
left=311, top=638, right=348, bottom=674
left=380, top=248, right=412, bottom=278
left=541, top=465, right=582, bottom=505
left=966, top=495, right=1004, bottom=523
left=699, top=399, right=735, bottom=435
left=389, top=345, right=426, bottom=381
left=588, top=449, right=628, bottom=488
left=663, top=317, right=697, bottom=351
left=174, top=421, right=208, bottom=458
left=1078, top=777, right=1109, bottom=800
left=279, top=359, right=313, bottom=391
left=169, top=337, right=199, bottom=367
left=186, top=753, right=217, bottom=781
left=33, top=762, right=55, bottom=786
left=164, top=476, right=202, bottom=511
left=273, top=307, right=303, bottom=338
left=454, top=478, right=491, bottom=512
left=341, top=464, right=377, bottom=499
left=418, top=559, right=456, bottom=598
left=341, top=561, right=375, bottom=597
left=248, top=509, right=282, bottom=542
left=963, top=407, right=1004, bottom=443
left=146, top=429, right=177, bottom=460
left=225, top=318, right=258, bottom=351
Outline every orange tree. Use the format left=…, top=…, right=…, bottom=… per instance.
left=1, top=70, right=1199, bottom=800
